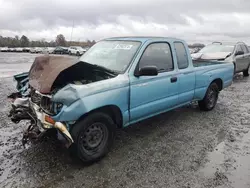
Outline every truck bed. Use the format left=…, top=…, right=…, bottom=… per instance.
left=192, top=59, right=234, bottom=101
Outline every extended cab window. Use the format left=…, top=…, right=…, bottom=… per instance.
left=241, top=45, right=249, bottom=54
left=174, top=42, right=189, bottom=69
left=138, top=43, right=173, bottom=72
left=236, top=45, right=244, bottom=54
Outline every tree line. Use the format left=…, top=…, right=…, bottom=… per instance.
left=0, top=34, right=204, bottom=49
left=0, top=34, right=96, bottom=48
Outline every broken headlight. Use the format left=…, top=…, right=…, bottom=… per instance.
left=55, top=102, right=63, bottom=113
left=40, top=96, right=63, bottom=116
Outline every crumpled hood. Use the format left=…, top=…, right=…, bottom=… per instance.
left=29, top=55, right=77, bottom=93
left=191, top=52, right=231, bottom=60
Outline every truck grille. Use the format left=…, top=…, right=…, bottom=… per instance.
left=30, top=88, right=60, bottom=115
left=40, top=96, right=56, bottom=115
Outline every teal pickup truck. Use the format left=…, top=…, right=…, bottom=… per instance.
left=9, top=37, right=234, bottom=163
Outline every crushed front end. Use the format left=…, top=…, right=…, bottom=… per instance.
left=8, top=86, right=74, bottom=148
left=7, top=55, right=77, bottom=148
left=7, top=55, right=117, bottom=148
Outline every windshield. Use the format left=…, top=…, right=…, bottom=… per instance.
left=199, top=44, right=235, bottom=53
left=79, top=40, right=141, bottom=72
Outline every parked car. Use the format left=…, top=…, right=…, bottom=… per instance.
left=8, top=37, right=234, bottom=163
left=36, top=47, right=43, bottom=53
left=8, top=48, right=15, bottom=52
left=15, top=47, right=23, bottom=52
left=42, top=47, right=55, bottom=54
left=53, top=46, right=68, bottom=54
left=191, top=41, right=250, bottom=76
left=0, top=47, right=9, bottom=52
left=30, top=47, right=43, bottom=53
left=23, top=47, right=30, bottom=52
left=30, top=48, right=36, bottom=53
left=68, top=46, right=86, bottom=55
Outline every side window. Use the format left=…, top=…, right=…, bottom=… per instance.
left=139, top=43, right=173, bottom=72
left=174, top=42, right=189, bottom=69
left=241, top=45, right=249, bottom=54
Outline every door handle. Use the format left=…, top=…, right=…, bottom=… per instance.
left=170, top=77, right=177, bottom=83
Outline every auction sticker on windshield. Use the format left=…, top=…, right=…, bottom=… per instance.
left=114, top=44, right=133, bottom=50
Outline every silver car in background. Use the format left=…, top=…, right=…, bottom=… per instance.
left=191, top=42, right=250, bottom=76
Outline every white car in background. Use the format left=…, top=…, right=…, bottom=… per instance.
left=9, top=48, right=15, bottom=52
left=35, top=47, right=43, bottom=53
left=42, top=47, right=55, bottom=54
left=30, top=47, right=36, bottom=53
left=15, top=47, right=23, bottom=52
left=30, top=47, right=43, bottom=53
left=68, top=46, right=86, bottom=56
left=0, top=47, right=9, bottom=52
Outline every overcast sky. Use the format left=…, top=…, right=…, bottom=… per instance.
left=1, top=0, right=250, bottom=44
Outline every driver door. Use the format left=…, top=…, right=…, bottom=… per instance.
left=129, top=42, right=179, bottom=123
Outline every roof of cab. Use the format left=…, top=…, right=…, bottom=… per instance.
left=104, top=36, right=184, bottom=43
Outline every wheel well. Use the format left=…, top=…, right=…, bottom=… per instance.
left=212, top=78, right=223, bottom=91
left=78, top=105, right=123, bottom=128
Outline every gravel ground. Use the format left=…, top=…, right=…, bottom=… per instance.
left=1, top=52, right=250, bottom=188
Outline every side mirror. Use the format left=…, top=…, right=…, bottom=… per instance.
left=235, top=51, right=244, bottom=56
left=136, top=66, right=158, bottom=76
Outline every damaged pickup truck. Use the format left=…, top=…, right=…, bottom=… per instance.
left=8, top=37, right=234, bottom=163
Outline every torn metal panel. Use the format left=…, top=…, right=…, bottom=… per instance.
left=13, top=98, right=29, bottom=107
left=8, top=98, right=36, bottom=124
left=8, top=72, right=30, bottom=99
left=54, top=122, right=74, bottom=148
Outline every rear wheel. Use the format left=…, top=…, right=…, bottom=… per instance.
left=70, top=112, right=116, bottom=163
left=76, top=51, right=80, bottom=56
left=198, top=82, right=219, bottom=111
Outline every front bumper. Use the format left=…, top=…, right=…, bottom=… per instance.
left=30, top=100, right=74, bottom=147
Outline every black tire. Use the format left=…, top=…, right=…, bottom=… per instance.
left=243, top=66, right=249, bottom=77
left=198, top=82, right=219, bottom=111
left=70, top=112, right=116, bottom=163
left=76, top=51, right=80, bottom=56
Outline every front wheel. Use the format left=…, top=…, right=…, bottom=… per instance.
left=70, top=112, right=116, bottom=163
left=198, top=82, right=219, bottom=111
